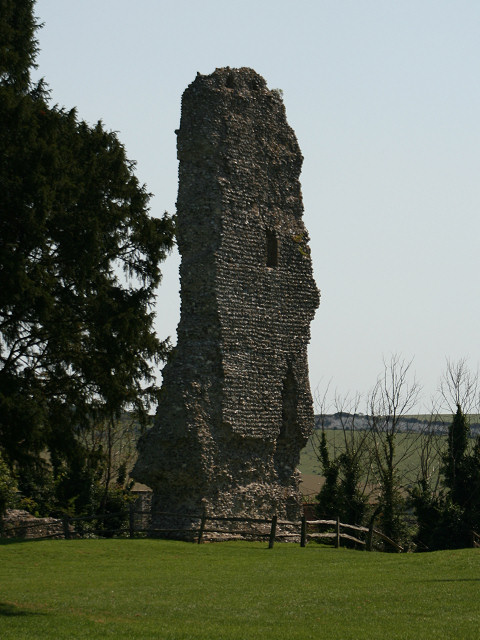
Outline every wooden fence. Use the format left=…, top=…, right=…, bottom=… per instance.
left=4, top=501, right=480, bottom=552
left=472, top=530, right=480, bottom=548
left=301, top=516, right=403, bottom=552
left=1, top=504, right=406, bottom=551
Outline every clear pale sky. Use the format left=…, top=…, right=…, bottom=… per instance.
left=33, top=0, right=480, bottom=411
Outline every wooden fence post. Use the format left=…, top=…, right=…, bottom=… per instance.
left=300, top=515, right=307, bottom=547
left=197, top=508, right=207, bottom=544
left=335, top=515, right=340, bottom=548
left=62, top=516, right=71, bottom=540
left=367, top=521, right=374, bottom=551
left=129, top=502, right=135, bottom=539
left=268, top=514, right=277, bottom=549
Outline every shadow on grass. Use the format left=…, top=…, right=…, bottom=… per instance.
left=421, top=578, right=480, bottom=582
left=0, top=602, right=45, bottom=617
left=0, top=537, right=52, bottom=545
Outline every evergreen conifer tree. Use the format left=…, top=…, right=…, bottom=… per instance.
left=443, top=404, right=470, bottom=506
left=0, top=0, right=175, bottom=512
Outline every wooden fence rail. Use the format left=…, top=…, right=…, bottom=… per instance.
left=305, top=518, right=369, bottom=546
left=302, top=515, right=404, bottom=552
left=472, top=530, right=480, bottom=548
left=0, top=507, right=387, bottom=550
left=2, top=505, right=478, bottom=553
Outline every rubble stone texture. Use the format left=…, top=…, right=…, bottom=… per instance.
left=133, top=68, right=320, bottom=532
left=1, top=509, right=65, bottom=539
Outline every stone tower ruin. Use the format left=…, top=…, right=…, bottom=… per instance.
left=133, top=67, right=320, bottom=531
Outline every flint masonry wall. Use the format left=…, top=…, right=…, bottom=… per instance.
left=133, top=68, right=320, bottom=531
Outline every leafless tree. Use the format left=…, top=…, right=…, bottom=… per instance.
left=439, top=357, right=478, bottom=415
left=312, top=385, right=372, bottom=525
left=312, top=380, right=333, bottom=438
left=415, top=398, right=444, bottom=493
left=77, top=412, right=139, bottom=506
left=430, top=358, right=480, bottom=486
left=367, top=354, right=422, bottom=544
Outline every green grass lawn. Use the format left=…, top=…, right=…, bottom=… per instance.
left=1, top=539, right=479, bottom=639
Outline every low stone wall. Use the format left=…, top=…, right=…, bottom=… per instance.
left=1, top=509, right=65, bottom=539
left=130, top=490, right=152, bottom=531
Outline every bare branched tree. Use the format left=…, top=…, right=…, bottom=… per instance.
left=415, top=398, right=444, bottom=493
left=411, top=360, right=480, bottom=550
left=367, top=354, right=422, bottom=545
left=77, top=413, right=139, bottom=502
left=439, top=357, right=478, bottom=415
left=312, top=380, right=333, bottom=454
left=312, top=385, right=372, bottom=526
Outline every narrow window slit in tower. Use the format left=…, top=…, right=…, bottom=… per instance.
left=266, top=229, right=278, bottom=267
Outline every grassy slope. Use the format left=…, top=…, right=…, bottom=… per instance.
left=1, top=539, right=479, bottom=640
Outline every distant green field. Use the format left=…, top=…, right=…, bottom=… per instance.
left=298, top=428, right=447, bottom=490
left=1, top=539, right=479, bottom=639
left=298, top=432, right=323, bottom=475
